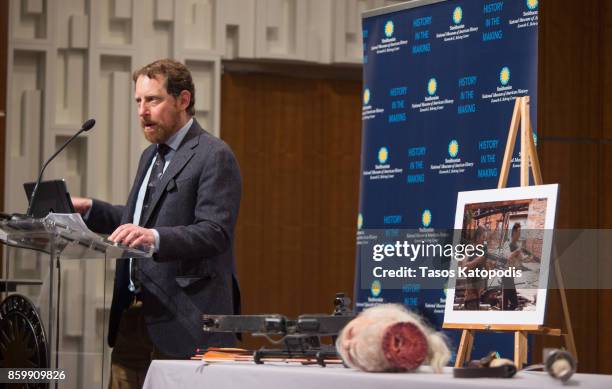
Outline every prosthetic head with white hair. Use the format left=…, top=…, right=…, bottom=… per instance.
left=336, top=304, right=450, bottom=373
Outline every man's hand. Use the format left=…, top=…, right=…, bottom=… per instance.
left=109, top=224, right=155, bottom=249
left=72, top=196, right=93, bottom=215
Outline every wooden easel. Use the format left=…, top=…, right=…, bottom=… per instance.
left=443, top=96, right=577, bottom=369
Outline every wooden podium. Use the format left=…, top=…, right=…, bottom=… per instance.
left=443, top=96, right=577, bottom=369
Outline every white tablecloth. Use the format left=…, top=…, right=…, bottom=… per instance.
left=143, top=360, right=612, bottom=389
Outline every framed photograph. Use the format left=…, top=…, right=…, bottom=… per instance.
left=443, top=184, right=558, bottom=326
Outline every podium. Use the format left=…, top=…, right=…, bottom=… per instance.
left=0, top=213, right=151, bottom=388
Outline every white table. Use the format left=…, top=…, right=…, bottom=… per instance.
left=143, top=360, right=612, bottom=389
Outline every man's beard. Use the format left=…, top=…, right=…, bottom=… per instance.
left=141, top=120, right=177, bottom=144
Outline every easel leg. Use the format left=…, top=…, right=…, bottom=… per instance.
left=514, top=331, right=527, bottom=369
left=527, top=121, right=543, bottom=185
left=521, top=332, right=528, bottom=365
left=498, top=98, right=521, bottom=189
left=520, top=97, right=530, bottom=186
left=455, top=329, right=474, bottom=367
left=555, top=261, right=578, bottom=360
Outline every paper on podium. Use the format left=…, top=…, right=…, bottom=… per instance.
left=0, top=213, right=153, bottom=259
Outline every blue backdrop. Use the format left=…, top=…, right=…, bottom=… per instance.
left=355, top=0, right=539, bottom=361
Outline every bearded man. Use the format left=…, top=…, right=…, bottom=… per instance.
left=73, top=59, right=242, bottom=388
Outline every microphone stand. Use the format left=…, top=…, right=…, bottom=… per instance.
left=26, top=119, right=95, bottom=217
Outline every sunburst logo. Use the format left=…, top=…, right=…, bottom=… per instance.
left=500, top=67, right=511, bottom=86
left=422, top=209, right=432, bottom=228
left=378, top=147, right=389, bottom=164
left=363, top=88, right=371, bottom=105
left=453, top=6, right=463, bottom=24
left=384, top=20, right=394, bottom=37
left=427, top=78, right=438, bottom=96
left=526, top=0, right=538, bottom=10
left=357, top=213, right=363, bottom=230
left=371, top=280, right=382, bottom=297
left=448, top=139, right=459, bottom=157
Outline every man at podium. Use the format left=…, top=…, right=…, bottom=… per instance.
left=72, top=59, right=242, bottom=389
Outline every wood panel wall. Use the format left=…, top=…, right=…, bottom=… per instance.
left=219, top=0, right=612, bottom=372
left=220, top=69, right=362, bottom=347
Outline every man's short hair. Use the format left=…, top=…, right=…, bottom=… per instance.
left=133, top=59, right=195, bottom=116
left=512, top=222, right=521, bottom=234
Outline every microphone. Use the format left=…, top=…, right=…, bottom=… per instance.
left=26, top=119, right=96, bottom=217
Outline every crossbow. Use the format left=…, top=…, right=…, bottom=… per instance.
left=202, top=293, right=354, bottom=366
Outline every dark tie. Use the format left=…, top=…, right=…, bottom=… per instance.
left=129, top=144, right=170, bottom=294
left=139, top=143, right=171, bottom=225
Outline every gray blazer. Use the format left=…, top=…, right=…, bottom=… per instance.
left=86, top=119, right=242, bottom=357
